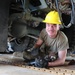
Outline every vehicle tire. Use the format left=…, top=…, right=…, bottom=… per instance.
left=10, top=19, right=28, bottom=38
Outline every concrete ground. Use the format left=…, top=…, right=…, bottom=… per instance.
left=0, top=53, right=75, bottom=75
left=0, top=65, right=52, bottom=75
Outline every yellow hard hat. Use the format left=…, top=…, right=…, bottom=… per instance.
left=43, top=10, right=61, bottom=24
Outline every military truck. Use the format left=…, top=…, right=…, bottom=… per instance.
left=0, top=0, right=75, bottom=56
left=7, top=0, right=75, bottom=54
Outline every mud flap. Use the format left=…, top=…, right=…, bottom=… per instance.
left=0, top=0, right=11, bottom=52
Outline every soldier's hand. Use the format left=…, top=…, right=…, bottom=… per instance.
left=26, top=47, right=34, bottom=53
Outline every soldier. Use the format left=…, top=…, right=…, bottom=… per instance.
left=23, top=10, right=69, bottom=67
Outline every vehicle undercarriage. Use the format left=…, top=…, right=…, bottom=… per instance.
left=8, top=0, right=75, bottom=55
left=0, top=0, right=75, bottom=74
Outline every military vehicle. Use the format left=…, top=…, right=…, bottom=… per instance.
left=0, top=0, right=75, bottom=72
left=0, top=0, right=75, bottom=56
left=7, top=0, right=75, bottom=54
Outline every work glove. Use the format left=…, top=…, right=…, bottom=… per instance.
left=32, top=56, right=49, bottom=68
left=27, top=57, right=46, bottom=68
left=26, top=55, right=57, bottom=68
left=44, top=55, right=57, bottom=62
left=26, top=46, right=39, bottom=56
left=26, top=46, right=35, bottom=53
left=43, top=55, right=57, bottom=68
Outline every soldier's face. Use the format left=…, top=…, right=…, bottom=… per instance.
left=46, top=23, right=60, bottom=38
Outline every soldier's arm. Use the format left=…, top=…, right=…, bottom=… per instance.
left=34, top=38, right=43, bottom=48
left=48, top=49, right=67, bottom=66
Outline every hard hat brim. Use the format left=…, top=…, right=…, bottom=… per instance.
left=43, top=20, right=62, bottom=25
